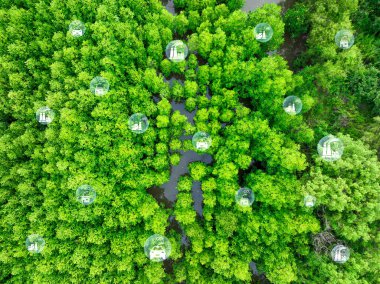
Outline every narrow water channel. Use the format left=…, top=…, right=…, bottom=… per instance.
left=149, top=94, right=213, bottom=215
left=161, top=0, right=296, bottom=14
left=243, top=0, right=283, bottom=11
left=161, top=0, right=176, bottom=14
left=150, top=76, right=212, bottom=216
left=157, top=1, right=301, bottom=282
left=242, top=0, right=296, bottom=12
left=161, top=150, right=212, bottom=205
left=161, top=0, right=305, bottom=69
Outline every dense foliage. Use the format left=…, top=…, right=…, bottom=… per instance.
left=0, top=0, right=378, bottom=283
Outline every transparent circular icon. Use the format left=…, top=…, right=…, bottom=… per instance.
left=235, top=188, right=255, bottom=207
left=69, top=20, right=86, bottom=37
left=335, top=30, right=354, bottom=49
left=26, top=234, right=45, bottom=253
left=90, top=76, right=110, bottom=96
left=144, top=234, right=172, bottom=262
left=192, top=131, right=212, bottom=151
left=165, top=40, right=189, bottom=62
left=331, top=245, right=350, bottom=263
left=76, top=184, right=96, bottom=205
left=128, top=113, right=149, bottom=134
left=304, top=195, right=316, bottom=207
left=36, top=106, right=55, bottom=125
left=283, top=96, right=302, bottom=115
left=254, top=23, right=273, bottom=43
left=317, top=135, right=344, bottom=162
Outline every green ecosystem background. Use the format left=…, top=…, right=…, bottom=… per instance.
left=0, top=0, right=379, bottom=283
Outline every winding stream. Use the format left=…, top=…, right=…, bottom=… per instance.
left=242, top=0, right=296, bottom=12
left=156, top=0, right=301, bottom=281
left=161, top=0, right=296, bottom=14
left=150, top=76, right=212, bottom=216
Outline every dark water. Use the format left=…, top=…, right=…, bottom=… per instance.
left=242, top=0, right=296, bottom=12
left=163, top=75, right=184, bottom=87
left=151, top=82, right=266, bottom=280
left=250, top=261, right=259, bottom=274
left=161, top=0, right=296, bottom=14
left=171, top=100, right=196, bottom=125
left=149, top=91, right=213, bottom=215
left=243, top=0, right=306, bottom=69
left=161, top=151, right=212, bottom=205
left=277, top=34, right=307, bottom=70
left=191, top=181, right=203, bottom=216
left=161, top=0, right=176, bottom=14
left=161, top=0, right=303, bottom=69
left=243, top=0, right=283, bottom=11
left=158, top=1, right=302, bottom=280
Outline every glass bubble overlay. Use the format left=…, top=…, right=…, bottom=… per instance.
left=235, top=187, right=255, bottom=207
left=283, top=96, right=302, bottom=115
left=304, top=195, right=316, bottom=207
left=144, top=234, right=172, bottom=262
left=317, top=135, right=344, bottom=162
left=254, top=23, right=273, bottom=43
left=335, top=30, right=354, bottom=49
left=192, top=131, right=212, bottom=151
left=26, top=234, right=45, bottom=253
left=36, top=106, right=55, bottom=125
left=69, top=20, right=86, bottom=37
left=90, top=76, right=110, bottom=96
left=165, top=40, right=189, bottom=62
left=128, top=113, right=149, bottom=134
left=76, top=184, right=96, bottom=205
left=331, top=245, right=350, bottom=263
